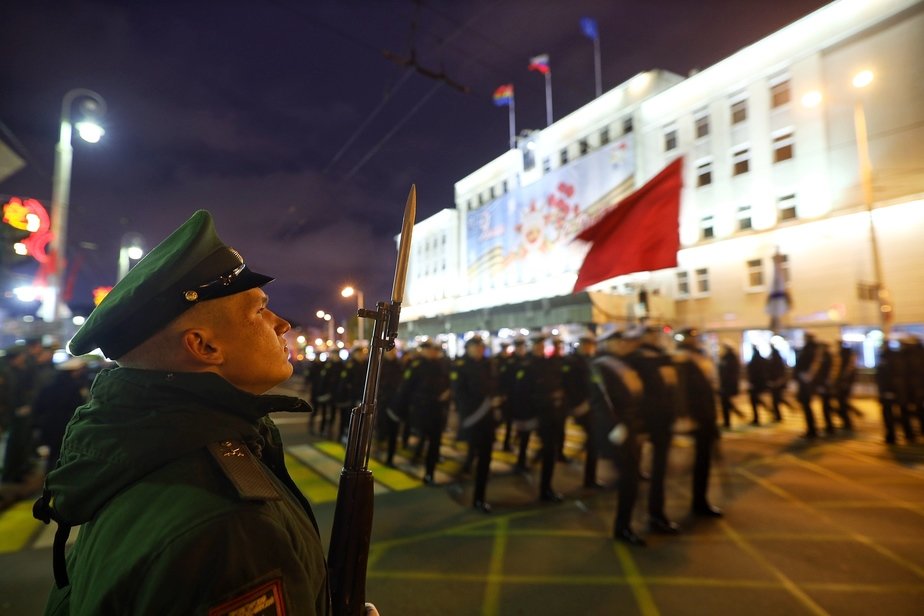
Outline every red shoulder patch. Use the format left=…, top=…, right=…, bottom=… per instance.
left=207, top=579, right=286, bottom=616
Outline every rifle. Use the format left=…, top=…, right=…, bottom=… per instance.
left=328, top=185, right=416, bottom=616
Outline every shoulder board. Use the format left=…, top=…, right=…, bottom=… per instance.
left=562, top=364, right=571, bottom=372
left=208, top=440, right=281, bottom=501
left=450, top=371, right=458, bottom=381
left=454, top=359, right=464, bottom=366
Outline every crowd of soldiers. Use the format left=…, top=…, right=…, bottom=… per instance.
left=297, top=325, right=924, bottom=546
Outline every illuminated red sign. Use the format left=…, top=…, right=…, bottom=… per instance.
left=2, top=197, right=52, bottom=264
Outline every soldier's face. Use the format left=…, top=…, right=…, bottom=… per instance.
left=208, top=288, right=293, bottom=394
left=466, top=342, right=485, bottom=359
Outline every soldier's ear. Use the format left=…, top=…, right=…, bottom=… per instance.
left=181, top=328, right=224, bottom=366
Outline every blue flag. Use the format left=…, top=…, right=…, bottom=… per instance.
left=580, top=17, right=598, bottom=40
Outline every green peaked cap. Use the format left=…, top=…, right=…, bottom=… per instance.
left=68, top=210, right=273, bottom=359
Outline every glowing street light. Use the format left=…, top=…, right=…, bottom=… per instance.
left=316, top=310, right=335, bottom=342
left=118, top=232, right=145, bottom=282
left=46, top=88, right=106, bottom=326
left=340, top=285, right=365, bottom=341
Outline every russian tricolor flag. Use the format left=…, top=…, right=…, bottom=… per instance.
left=528, top=54, right=550, bottom=75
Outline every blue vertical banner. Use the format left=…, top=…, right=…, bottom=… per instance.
left=580, top=17, right=599, bottom=40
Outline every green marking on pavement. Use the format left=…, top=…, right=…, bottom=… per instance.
left=614, top=542, right=660, bottom=616
left=0, top=500, right=42, bottom=554
left=284, top=452, right=339, bottom=504
left=482, top=517, right=508, bottom=616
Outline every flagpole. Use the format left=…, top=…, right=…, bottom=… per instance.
left=508, top=95, right=516, bottom=150
left=544, top=72, right=553, bottom=126
left=593, top=35, right=602, bottom=98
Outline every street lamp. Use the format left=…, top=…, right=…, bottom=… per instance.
left=46, top=88, right=106, bottom=326
left=117, top=232, right=145, bottom=282
left=340, top=285, right=365, bottom=341
left=851, top=69, right=892, bottom=335
left=316, top=309, right=335, bottom=343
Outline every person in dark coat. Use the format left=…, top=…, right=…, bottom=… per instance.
left=564, top=334, right=601, bottom=488
left=33, top=210, right=347, bottom=615
left=394, top=340, right=450, bottom=484
left=624, top=325, right=680, bottom=534
left=495, top=341, right=515, bottom=451
left=794, top=332, right=822, bottom=438
left=1, top=347, right=35, bottom=483
left=509, top=336, right=540, bottom=472
left=450, top=336, right=500, bottom=513
left=590, top=330, right=645, bottom=545
left=746, top=344, right=769, bottom=425
left=31, top=358, right=90, bottom=472
left=901, top=335, right=924, bottom=437
left=375, top=346, right=403, bottom=462
left=718, top=344, right=744, bottom=428
left=673, top=328, right=723, bottom=517
left=876, top=340, right=913, bottom=444
left=766, top=346, right=789, bottom=421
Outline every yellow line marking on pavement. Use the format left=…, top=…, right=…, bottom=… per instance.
left=738, top=468, right=924, bottom=581
left=482, top=517, right=508, bottom=616
left=614, top=542, right=660, bottom=616
left=284, top=452, right=339, bottom=504
left=369, top=509, right=542, bottom=552
left=784, top=455, right=924, bottom=518
left=0, top=500, right=43, bottom=554
left=719, top=520, right=830, bottom=616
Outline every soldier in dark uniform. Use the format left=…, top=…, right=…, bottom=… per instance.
left=313, top=352, right=342, bottom=438
left=32, top=211, right=355, bottom=615
left=394, top=340, right=450, bottom=484
left=375, top=346, right=402, bottom=459
left=334, top=344, right=369, bottom=443
left=794, top=332, right=822, bottom=438
left=516, top=334, right=567, bottom=502
left=590, top=330, right=645, bottom=545
left=624, top=325, right=680, bottom=534
left=746, top=344, right=769, bottom=425
left=0, top=347, right=35, bottom=483
left=495, top=341, right=515, bottom=452
left=673, top=328, right=723, bottom=518
left=877, top=340, right=912, bottom=444
left=564, top=333, right=601, bottom=488
left=766, top=346, right=789, bottom=421
left=508, top=336, right=539, bottom=472
left=814, top=342, right=837, bottom=435
left=450, top=336, right=500, bottom=513
left=901, top=335, right=924, bottom=437
left=718, top=343, right=744, bottom=428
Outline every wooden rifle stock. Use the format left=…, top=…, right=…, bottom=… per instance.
left=328, top=186, right=415, bottom=616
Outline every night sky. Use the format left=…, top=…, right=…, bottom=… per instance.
left=0, top=0, right=829, bottom=329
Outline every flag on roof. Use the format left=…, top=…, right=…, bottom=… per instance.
left=580, top=17, right=599, bottom=40
left=493, top=84, right=514, bottom=107
left=528, top=54, right=550, bottom=75
left=573, top=158, right=683, bottom=292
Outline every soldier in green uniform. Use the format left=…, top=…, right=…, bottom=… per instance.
left=32, top=210, right=361, bottom=615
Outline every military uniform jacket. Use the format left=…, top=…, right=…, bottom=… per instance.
left=673, top=346, right=719, bottom=436
left=40, top=368, right=329, bottom=616
left=395, top=357, right=449, bottom=430
left=626, top=343, right=679, bottom=433
left=451, top=356, right=497, bottom=433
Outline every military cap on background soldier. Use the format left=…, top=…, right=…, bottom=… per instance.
left=33, top=210, right=353, bottom=615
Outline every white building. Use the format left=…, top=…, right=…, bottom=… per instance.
left=401, top=0, right=924, bottom=364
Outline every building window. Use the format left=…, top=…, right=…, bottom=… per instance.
left=770, top=79, right=791, bottom=108
left=747, top=258, right=764, bottom=287
left=542, top=157, right=551, bottom=173
left=773, top=130, right=795, bottom=163
left=664, top=127, right=677, bottom=152
left=490, top=186, right=496, bottom=199
left=579, top=138, right=589, bottom=155
left=600, top=126, right=610, bottom=145
left=737, top=204, right=753, bottom=231
left=696, top=160, right=713, bottom=187
left=731, top=99, right=748, bottom=125
left=701, top=215, right=715, bottom=240
left=478, top=194, right=485, bottom=206
left=560, top=148, right=569, bottom=165
left=623, top=116, right=633, bottom=134
left=523, top=148, right=536, bottom=171
left=502, top=180, right=509, bottom=194
left=732, top=147, right=750, bottom=176
left=694, top=111, right=710, bottom=139
left=778, top=194, right=797, bottom=221
left=695, top=268, right=710, bottom=294
left=677, top=271, right=690, bottom=296
left=777, top=253, right=791, bottom=284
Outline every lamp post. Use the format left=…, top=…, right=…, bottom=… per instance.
left=851, top=69, right=892, bottom=335
left=46, top=88, right=106, bottom=326
left=117, top=232, right=145, bottom=282
left=340, top=285, right=364, bottom=342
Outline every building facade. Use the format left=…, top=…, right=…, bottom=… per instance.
left=401, top=0, right=924, bottom=364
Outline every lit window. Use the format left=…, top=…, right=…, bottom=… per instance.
left=695, top=112, right=710, bottom=139
left=579, top=138, right=589, bottom=155
left=737, top=205, right=753, bottom=231
left=771, top=79, right=791, bottom=108
left=664, top=127, right=677, bottom=152
left=732, top=147, right=750, bottom=176
left=542, top=157, right=551, bottom=173
left=600, top=127, right=610, bottom=145
left=623, top=116, right=633, bottom=134
left=747, top=258, right=764, bottom=287
left=677, top=271, right=690, bottom=296
left=695, top=268, right=710, bottom=294
left=777, top=254, right=791, bottom=285
left=731, top=99, right=748, bottom=125
left=696, top=160, right=713, bottom=187
left=560, top=148, right=569, bottom=165
left=701, top=215, right=715, bottom=240
left=777, top=194, right=797, bottom=221
left=773, top=130, right=794, bottom=163
left=502, top=180, right=508, bottom=194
